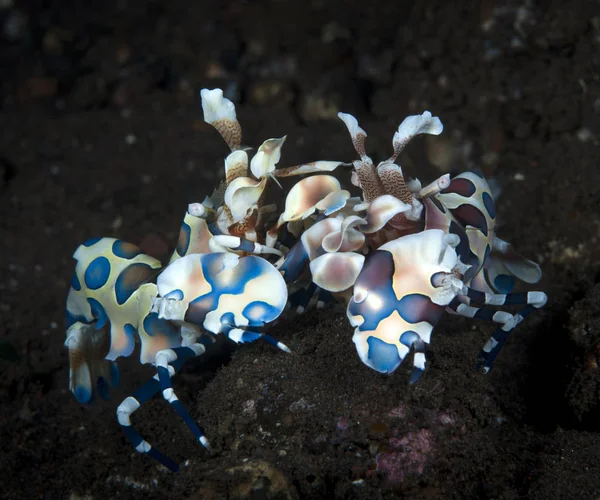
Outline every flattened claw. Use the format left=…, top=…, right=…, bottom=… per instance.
left=310, top=252, right=365, bottom=292
left=277, top=175, right=346, bottom=225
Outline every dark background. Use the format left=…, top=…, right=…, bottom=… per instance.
left=1, top=1, right=599, bottom=498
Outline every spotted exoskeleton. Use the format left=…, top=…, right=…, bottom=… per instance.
left=271, top=110, right=547, bottom=381
left=65, top=237, right=289, bottom=471
left=63, top=88, right=348, bottom=471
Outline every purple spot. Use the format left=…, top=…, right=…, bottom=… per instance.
left=397, top=294, right=444, bottom=325
left=450, top=203, right=488, bottom=236
left=143, top=313, right=178, bottom=337
left=114, top=263, right=156, bottom=305
left=376, top=429, right=432, bottom=484
left=428, top=196, right=446, bottom=213
left=441, top=177, right=476, bottom=197
left=176, top=221, right=192, bottom=256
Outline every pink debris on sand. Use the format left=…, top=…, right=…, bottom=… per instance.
left=336, top=417, right=350, bottom=431
left=387, top=405, right=406, bottom=419
left=376, top=429, right=432, bottom=484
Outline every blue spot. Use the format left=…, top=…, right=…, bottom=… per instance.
left=220, top=312, right=235, bottom=326
left=186, top=294, right=218, bottom=327
left=482, top=191, right=496, bottom=219
left=240, top=331, right=261, bottom=343
left=122, top=324, right=137, bottom=350
left=208, top=222, right=223, bottom=235
left=205, top=253, right=265, bottom=296
left=74, top=386, right=92, bottom=404
left=65, top=310, right=89, bottom=329
left=110, top=362, right=120, bottom=388
left=71, top=272, right=81, bottom=291
left=470, top=169, right=485, bottom=178
left=164, top=289, right=184, bottom=300
left=484, top=244, right=491, bottom=265
left=64, top=311, right=76, bottom=329
left=367, top=337, right=402, bottom=373
left=88, top=298, right=108, bottom=329
left=186, top=254, right=280, bottom=331
left=176, top=221, right=192, bottom=256
left=494, top=274, right=516, bottom=294
left=143, top=313, right=178, bottom=338
left=112, top=240, right=141, bottom=259
left=243, top=301, right=282, bottom=326
left=97, top=377, right=110, bottom=400
left=82, top=237, right=102, bottom=247
left=84, top=257, right=111, bottom=290
left=349, top=251, right=446, bottom=333
left=400, top=331, right=419, bottom=348
left=114, top=263, right=155, bottom=305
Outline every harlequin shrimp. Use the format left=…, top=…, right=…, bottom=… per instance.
left=65, top=238, right=289, bottom=471
left=270, top=110, right=547, bottom=381
left=64, top=89, right=345, bottom=471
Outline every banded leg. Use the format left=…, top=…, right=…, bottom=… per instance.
left=222, top=324, right=291, bottom=353
left=116, top=356, right=188, bottom=472
left=155, top=345, right=211, bottom=453
left=393, top=331, right=428, bottom=385
left=409, top=339, right=427, bottom=385
left=316, top=287, right=336, bottom=309
left=288, top=281, right=318, bottom=314
left=288, top=281, right=337, bottom=314
left=210, top=235, right=283, bottom=256
left=273, top=212, right=331, bottom=285
left=449, top=288, right=547, bottom=373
